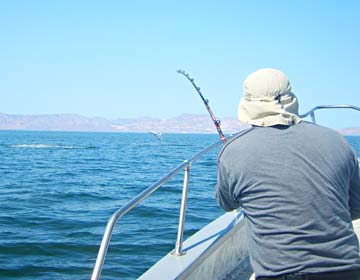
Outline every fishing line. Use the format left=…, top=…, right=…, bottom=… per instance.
left=177, top=69, right=226, bottom=143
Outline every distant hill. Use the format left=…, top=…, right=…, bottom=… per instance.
left=0, top=112, right=359, bottom=135
left=338, top=127, right=360, bottom=135
left=0, top=112, right=245, bottom=134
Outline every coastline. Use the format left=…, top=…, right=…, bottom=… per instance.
left=0, top=112, right=359, bottom=135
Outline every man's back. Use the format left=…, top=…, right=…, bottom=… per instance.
left=216, top=121, right=360, bottom=277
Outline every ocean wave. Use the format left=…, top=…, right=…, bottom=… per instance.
left=11, top=144, right=84, bottom=149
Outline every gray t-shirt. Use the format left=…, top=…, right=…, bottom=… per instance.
left=215, top=122, right=360, bottom=277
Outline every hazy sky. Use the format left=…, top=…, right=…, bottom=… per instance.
left=1, top=1, right=359, bottom=128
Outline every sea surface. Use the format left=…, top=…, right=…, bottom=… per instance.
left=0, top=131, right=224, bottom=280
left=0, top=131, right=359, bottom=280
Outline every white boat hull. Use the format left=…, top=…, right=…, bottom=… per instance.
left=140, top=211, right=360, bottom=280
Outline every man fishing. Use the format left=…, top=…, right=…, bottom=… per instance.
left=215, top=68, right=360, bottom=280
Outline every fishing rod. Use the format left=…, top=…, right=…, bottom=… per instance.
left=177, top=69, right=226, bottom=143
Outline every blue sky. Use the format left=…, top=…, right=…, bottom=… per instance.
left=0, top=0, right=359, bottom=128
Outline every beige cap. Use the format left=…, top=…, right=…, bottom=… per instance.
left=238, top=68, right=301, bottom=126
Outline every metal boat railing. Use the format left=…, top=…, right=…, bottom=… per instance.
left=91, top=104, right=359, bottom=280
left=300, top=104, right=360, bottom=124
left=91, top=138, right=227, bottom=280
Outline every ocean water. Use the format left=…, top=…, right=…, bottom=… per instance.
left=0, top=131, right=359, bottom=280
left=0, top=131, right=223, bottom=280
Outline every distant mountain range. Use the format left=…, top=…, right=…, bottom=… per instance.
left=0, top=112, right=245, bottom=134
left=0, top=112, right=359, bottom=135
left=338, top=127, right=360, bottom=135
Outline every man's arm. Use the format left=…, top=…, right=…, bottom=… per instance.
left=349, top=157, right=360, bottom=220
left=215, top=160, right=240, bottom=212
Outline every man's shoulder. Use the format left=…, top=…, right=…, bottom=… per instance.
left=218, top=122, right=346, bottom=160
left=298, top=121, right=345, bottom=138
left=218, top=127, right=256, bottom=160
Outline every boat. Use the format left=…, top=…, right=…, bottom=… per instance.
left=91, top=105, right=360, bottom=280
